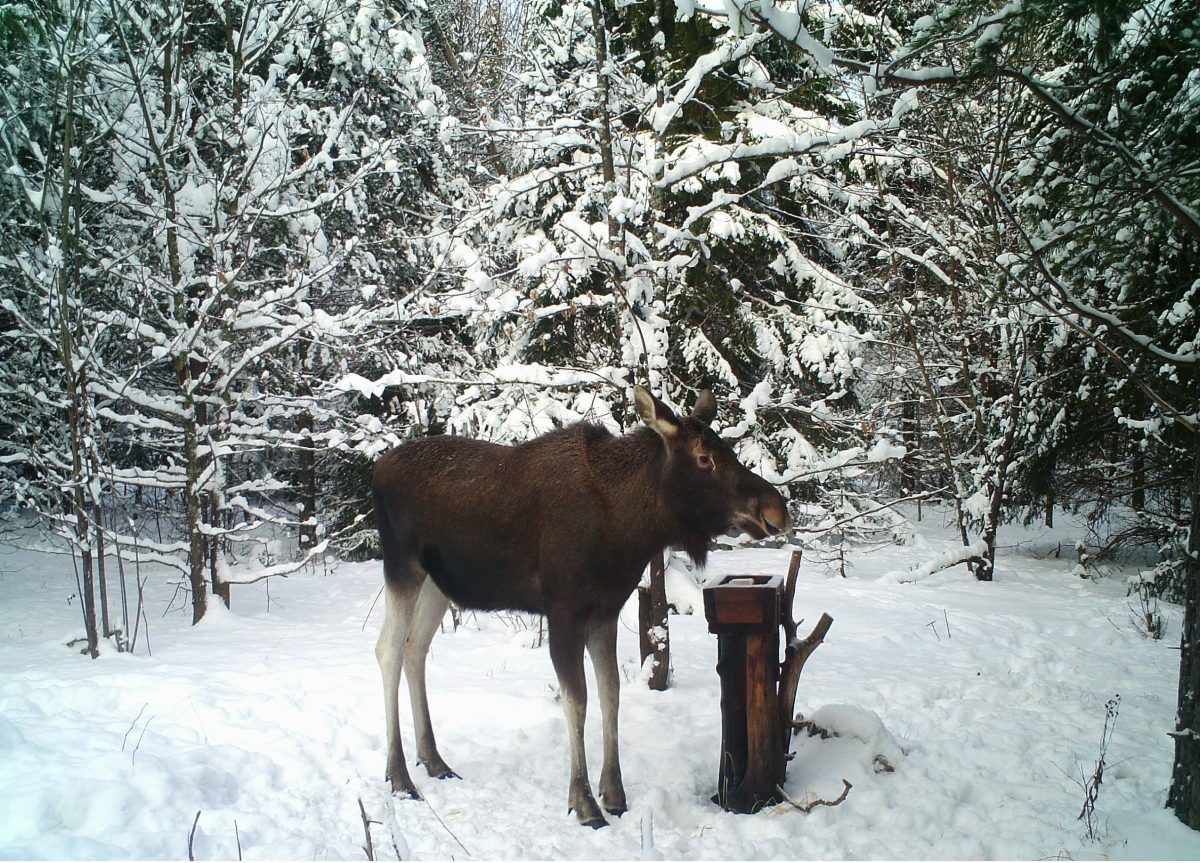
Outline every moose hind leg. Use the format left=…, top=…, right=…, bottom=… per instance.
left=404, top=577, right=458, bottom=779
left=376, top=580, right=420, bottom=798
left=549, top=609, right=606, bottom=828
left=587, top=614, right=627, bottom=816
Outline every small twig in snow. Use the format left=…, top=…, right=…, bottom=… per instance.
left=120, top=703, right=148, bottom=751
left=1079, top=695, right=1120, bottom=841
left=130, top=714, right=154, bottom=765
left=187, top=810, right=201, bottom=861
left=422, top=796, right=470, bottom=857
left=774, top=780, right=852, bottom=813
left=358, top=797, right=378, bottom=861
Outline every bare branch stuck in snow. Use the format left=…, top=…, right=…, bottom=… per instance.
left=774, top=779, right=853, bottom=814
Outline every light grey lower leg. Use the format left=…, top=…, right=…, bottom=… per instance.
left=550, top=612, right=606, bottom=828
left=376, top=584, right=419, bottom=797
left=587, top=615, right=626, bottom=815
left=403, top=577, right=456, bottom=778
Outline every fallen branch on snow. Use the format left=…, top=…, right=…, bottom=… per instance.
left=774, top=780, right=853, bottom=813
left=890, top=541, right=989, bottom=583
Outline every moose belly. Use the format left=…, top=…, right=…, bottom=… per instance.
left=418, top=542, right=545, bottom=614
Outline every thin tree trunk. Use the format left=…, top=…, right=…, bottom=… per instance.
left=94, top=500, right=111, bottom=637
left=209, top=495, right=230, bottom=609
left=1132, top=449, right=1146, bottom=512
left=55, top=33, right=99, bottom=658
left=1045, top=448, right=1055, bottom=528
left=1168, top=419, right=1200, bottom=827
left=634, top=0, right=672, bottom=692
left=638, top=552, right=670, bottom=690
left=900, top=397, right=919, bottom=494
left=975, top=343, right=1026, bottom=582
left=298, top=340, right=318, bottom=553
left=915, top=405, right=923, bottom=522
left=901, top=307, right=970, bottom=547
left=298, top=407, right=318, bottom=552
left=180, top=400, right=208, bottom=624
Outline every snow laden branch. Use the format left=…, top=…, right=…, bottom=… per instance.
left=995, top=68, right=1200, bottom=245
left=219, top=541, right=330, bottom=586
left=332, top=364, right=631, bottom=401
left=699, top=0, right=836, bottom=69
left=774, top=440, right=907, bottom=485
left=659, top=116, right=898, bottom=188
left=988, top=182, right=1198, bottom=369
left=711, top=0, right=1200, bottom=245
left=649, top=31, right=772, bottom=135
left=794, top=488, right=950, bottom=543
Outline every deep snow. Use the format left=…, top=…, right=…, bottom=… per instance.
left=1, top=509, right=1198, bottom=860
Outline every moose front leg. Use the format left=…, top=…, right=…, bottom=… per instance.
left=549, top=609, right=606, bottom=828
left=587, top=614, right=627, bottom=816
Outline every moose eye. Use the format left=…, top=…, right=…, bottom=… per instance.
left=697, top=453, right=715, bottom=471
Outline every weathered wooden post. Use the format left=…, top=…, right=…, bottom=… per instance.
left=702, top=550, right=833, bottom=814
left=703, top=572, right=784, bottom=812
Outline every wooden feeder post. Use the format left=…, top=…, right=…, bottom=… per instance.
left=702, top=551, right=833, bottom=815
left=703, top=572, right=784, bottom=813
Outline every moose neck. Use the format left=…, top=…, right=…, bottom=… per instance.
left=594, top=426, right=710, bottom=570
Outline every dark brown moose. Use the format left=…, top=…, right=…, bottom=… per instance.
left=371, top=386, right=790, bottom=827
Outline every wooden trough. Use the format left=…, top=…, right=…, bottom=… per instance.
left=702, top=550, right=833, bottom=814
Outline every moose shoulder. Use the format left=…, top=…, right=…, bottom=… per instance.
left=371, top=386, right=789, bottom=827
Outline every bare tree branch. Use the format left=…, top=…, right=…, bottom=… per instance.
left=774, top=779, right=852, bottom=813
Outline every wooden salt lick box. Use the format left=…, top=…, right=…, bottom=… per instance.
left=703, top=573, right=785, bottom=814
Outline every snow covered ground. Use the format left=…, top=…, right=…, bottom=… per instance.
left=2, top=509, right=1198, bottom=860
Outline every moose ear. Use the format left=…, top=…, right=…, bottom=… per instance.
left=634, top=385, right=679, bottom=439
left=692, top=389, right=717, bottom=426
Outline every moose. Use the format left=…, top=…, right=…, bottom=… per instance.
left=371, top=386, right=790, bottom=827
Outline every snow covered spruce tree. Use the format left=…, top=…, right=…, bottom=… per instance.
left=439, top=0, right=906, bottom=553
left=751, top=0, right=1200, bottom=824
left=879, top=0, right=1199, bottom=815
left=651, top=2, right=930, bottom=565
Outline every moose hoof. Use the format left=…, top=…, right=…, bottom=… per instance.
left=571, top=806, right=609, bottom=825
left=421, top=758, right=460, bottom=781
left=386, top=777, right=422, bottom=800
left=570, top=800, right=608, bottom=829
left=600, top=787, right=627, bottom=817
